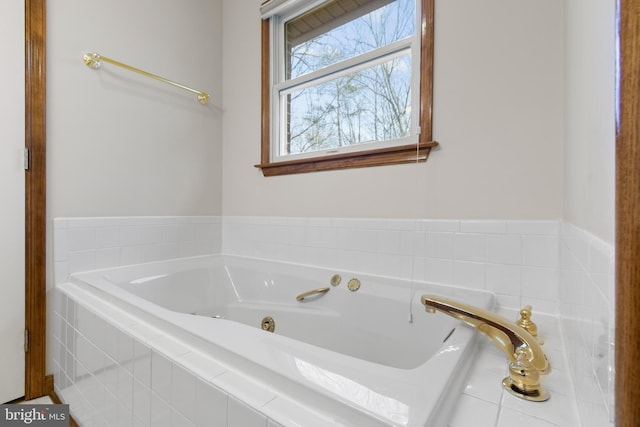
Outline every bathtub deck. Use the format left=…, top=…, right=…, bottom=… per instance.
left=52, top=279, right=579, bottom=427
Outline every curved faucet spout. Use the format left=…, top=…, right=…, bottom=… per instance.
left=421, top=295, right=549, bottom=374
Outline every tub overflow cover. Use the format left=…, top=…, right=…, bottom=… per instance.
left=261, top=316, right=275, bottom=332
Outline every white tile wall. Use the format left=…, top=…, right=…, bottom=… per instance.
left=53, top=216, right=222, bottom=290
left=228, top=398, right=268, bottom=427
left=559, top=222, right=615, bottom=427
left=51, top=215, right=618, bottom=427
left=222, top=217, right=560, bottom=312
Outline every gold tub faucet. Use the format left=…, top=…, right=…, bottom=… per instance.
left=421, top=295, right=550, bottom=401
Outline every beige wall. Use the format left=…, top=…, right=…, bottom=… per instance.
left=45, top=0, right=614, bottom=232
left=563, top=0, right=616, bottom=244
left=47, top=0, right=223, bottom=218
left=222, top=0, right=564, bottom=219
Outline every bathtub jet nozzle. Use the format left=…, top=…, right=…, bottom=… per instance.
left=261, top=316, right=275, bottom=332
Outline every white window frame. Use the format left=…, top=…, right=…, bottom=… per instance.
left=257, top=0, right=436, bottom=176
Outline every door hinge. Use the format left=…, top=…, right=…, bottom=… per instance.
left=24, top=329, right=29, bottom=353
left=23, top=147, right=29, bottom=171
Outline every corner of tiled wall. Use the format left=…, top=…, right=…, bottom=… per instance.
left=52, top=216, right=222, bottom=289
left=559, top=222, right=615, bottom=427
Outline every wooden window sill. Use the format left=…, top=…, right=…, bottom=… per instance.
left=256, top=141, right=438, bottom=176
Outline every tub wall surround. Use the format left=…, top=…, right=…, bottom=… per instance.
left=53, top=216, right=561, bottom=315
left=559, top=224, right=615, bottom=426
left=52, top=217, right=222, bottom=290
left=222, top=217, right=561, bottom=313
left=50, top=215, right=614, bottom=426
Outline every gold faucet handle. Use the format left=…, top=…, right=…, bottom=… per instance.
left=516, top=305, right=543, bottom=345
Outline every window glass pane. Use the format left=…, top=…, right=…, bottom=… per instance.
left=285, top=53, right=411, bottom=155
left=286, top=0, right=415, bottom=79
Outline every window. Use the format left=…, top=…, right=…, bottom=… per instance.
left=257, top=0, right=435, bottom=176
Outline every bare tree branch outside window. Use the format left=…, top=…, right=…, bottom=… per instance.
left=285, top=0, right=415, bottom=155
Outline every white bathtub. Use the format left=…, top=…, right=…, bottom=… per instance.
left=68, top=255, right=493, bottom=426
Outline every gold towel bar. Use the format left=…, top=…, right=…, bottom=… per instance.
left=296, top=287, right=330, bottom=302
left=82, top=52, right=210, bottom=105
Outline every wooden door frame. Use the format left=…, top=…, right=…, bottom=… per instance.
left=615, top=0, right=640, bottom=425
left=24, top=0, right=48, bottom=401
left=20, top=0, right=640, bottom=424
